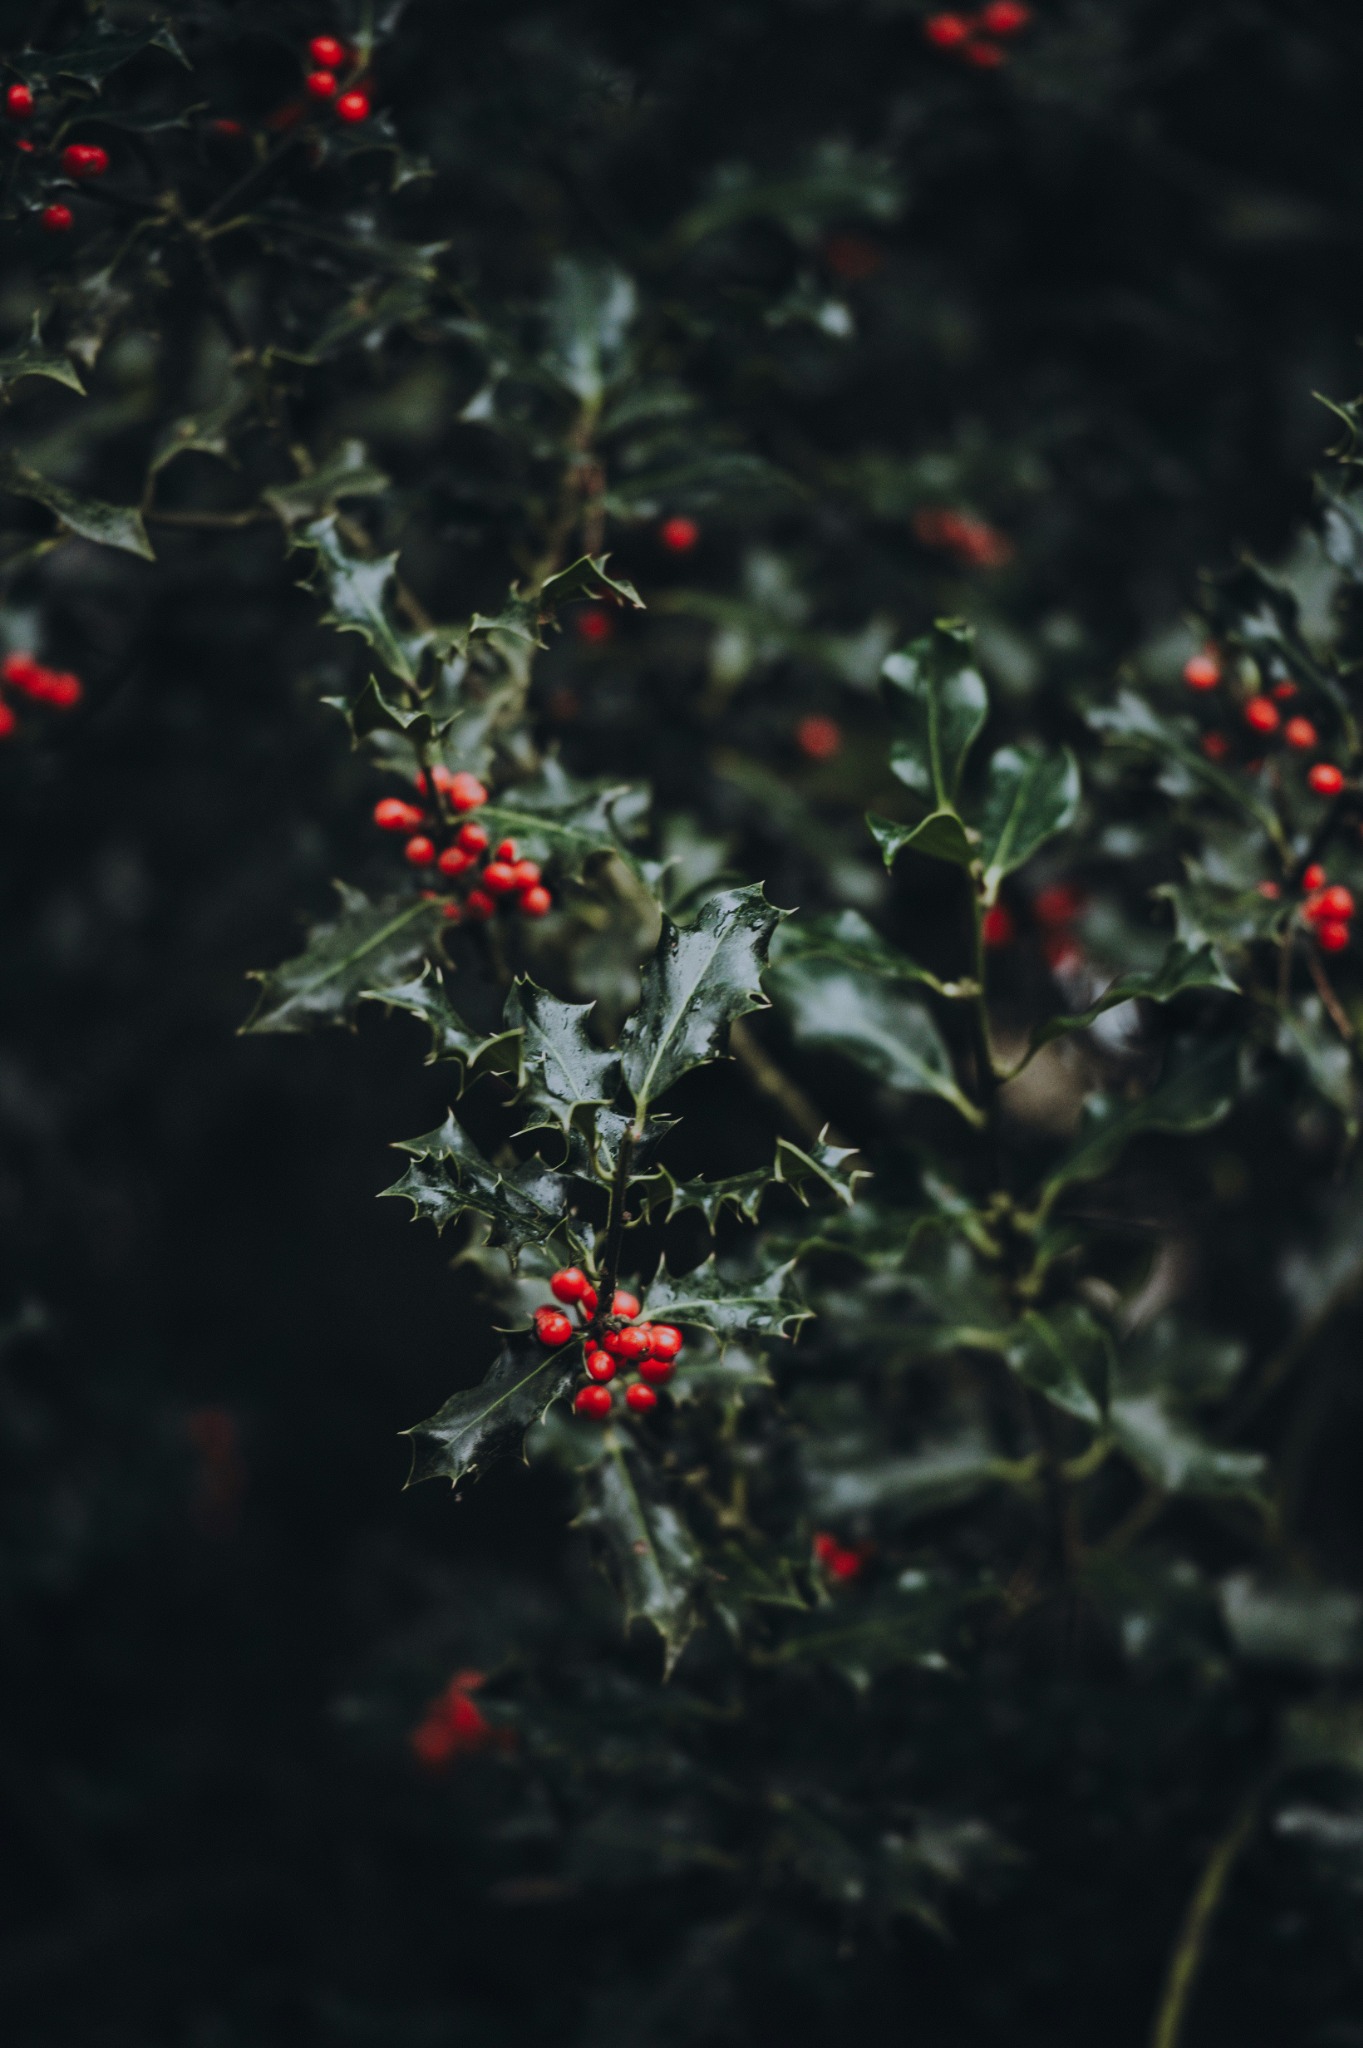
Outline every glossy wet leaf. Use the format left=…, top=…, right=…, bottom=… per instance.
left=243, top=885, right=443, bottom=1034
left=542, top=258, right=637, bottom=403
left=1007, top=1306, right=1112, bottom=1426
left=976, top=744, right=1080, bottom=891
left=1109, top=1395, right=1266, bottom=1500
left=1027, top=942, right=1238, bottom=1057
left=0, top=456, right=154, bottom=559
left=621, top=885, right=788, bottom=1113
left=767, top=953, right=981, bottom=1126
left=16, top=22, right=188, bottom=85
left=293, top=516, right=426, bottom=683
left=407, top=1341, right=576, bottom=1487
left=264, top=441, right=391, bottom=525
left=881, top=620, right=988, bottom=807
left=575, top=1435, right=705, bottom=1671
left=868, top=808, right=975, bottom=871
left=384, top=1112, right=566, bottom=1253
left=771, top=909, right=946, bottom=993
left=361, top=972, right=519, bottom=1086
left=643, top=1255, right=810, bottom=1341
left=0, top=316, right=84, bottom=395
left=770, top=1575, right=981, bottom=1691
left=506, top=981, right=620, bottom=1133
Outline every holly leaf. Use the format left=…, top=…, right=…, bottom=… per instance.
left=148, top=386, right=246, bottom=477
left=293, top=516, right=427, bottom=684
left=243, top=885, right=444, bottom=1034
left=449, top=554, right=644, bottom=655
left=770, top=908, right=946, bottom=992
left=867, top=809, right=975, bottom=871
left=648, top=1132, right=868, bottom=1229
left=575, top=1435, right=705, bottom=1673
left=621, top=885, right=789, bottom=1113
left=643, top=1255, right=810, bottom=1341
left=406, top=1341, right=575, bottom=1487
left=542, top=257, right=637, bottom=403
left=17, top=22, right=188, bottom=86
left=505, top=981, right=620, bottom=1133
left=1007, top=1306, right=1113, bottom=1426
left=476, top=760, right=649, bottom=875
left=804, top=1431, right=1006, bottom=1526
left=976, top=744, right=1080, bottom=893
left=771, top=1576, right=977, bottom=1691
left=384, top=1112, right=566, bottom=1253
left=0, top=456, right=153, bottom=560
left=0, top=316, right=84, bottom=395
left=264, top=441, right=391, bottom=526
left=881, top=620, right=988, bottom=807
left=1026, top=942, right=1238, bottom=1058
left=360, top=971, right=519, bottom=1087
left=1040, top=1041, right=1240, bottom=1206
left=1111, top=1398, right=1266, bottom=1500
left=1089, top=690, right=1282, bottom=844
left=767, top=953, right=982, bottom=1127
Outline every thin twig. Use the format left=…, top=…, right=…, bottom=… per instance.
left=1148, top=1795, right=1258, bottom=2048
left=590, top=1124, right=638, bottom=1338
left=1306, top=947, right=1354, bottom=1040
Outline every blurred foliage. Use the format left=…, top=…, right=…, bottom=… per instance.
left=6, top=3, right=1363, bottom=2046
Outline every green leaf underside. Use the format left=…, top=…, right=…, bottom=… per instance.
left=977, top=745, right=1081, bottom=889
left=384, top=1111, right=566, bottom=1252
left=768, top=954, right=980, bottom=1125
left=407, top=1344, right=574, bottom=1486
left=1027, top=942, right=1238, bottom=1056
left=621, top=885, right=788, bottom=1112
left=882, top=621, right=988, bottom=807
left=868, top=809, right=974, bottom=870
left=644, top=1256, right=810, bottom=1340
left=576, top=1436, right=706, bottom=1671
left=0, top=456, right=154, bottom=559
left=507, top=981, right=620, bottom=1131
left=244, top=887, right=444, bottom=1033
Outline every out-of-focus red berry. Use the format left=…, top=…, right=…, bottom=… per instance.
left=437, top=846, right=472, bottom=878
left=1183, top=650, right=1221, bottom=691
left=457, top=820, right=489, bottom=853
left=482, top=861, right=518, bottom=895
left=61, top=143, right=109, bottom=178
left=374, top=797, right=424, bottom=832
left=1308, top=764, right=1346, bottom=797
left=813, top=1532, right=871, bottom=1581
left=465, top=888, right=495, bottom=921
left=1317, top=919, right=1351, bottom=953
left=305, top=69, right=337, bottom=98
left=1272, top=679, right=1299, bottom=701
left=40, top=203, right=74, bottom=233
left=493, top=838, right=517, bottom=862
left=508, top=860, right=540, bottom=889
left=1284, top=716, right=1319, bottom=751
left=912, top=506, right=1013, bottom=567
left=1317, top=886, right=1355, bottom=921
left=1200, top=732, right=1230, bottom=761
left=0, top=700, right=16, bottom=739
left=1303, top=863, right=1327, bottom=893
left=310, top=35, right=348, bottom=67
left=822, top=233, right=884, bottom=281
left=659, top=515, right=700, bottom=553
left=1033, top=882, right=1084, bottom=929
left=982, top=904, right=1015, bottom=948
left=625, top=1383, right=658, bottom=1413
left=336, top=90, right=370, bottom=123
left=209, top=117, right=246, bottom=138
left=1243, top=697, right=1279, bottom=735
left=1255, top=881, right=1281, bottom=901
left=981, top=0, right=1032, bottom=31
left=404, top=835, right=436, bottom=866
left=795, top=713, right=843, bottom=761
left=962, top=38, right=1007, bottom=67
left=575, top=607, right=614, bottom=643
left=519, top=885, right=552, bottom=918
left=923, top=12, right=971, bottom=46
left=447, top=772, right=488, bottom=811
left=6, top=83, right=35, bottom=118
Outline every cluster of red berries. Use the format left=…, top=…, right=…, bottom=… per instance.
left=1258, top=863, right=1355, bottom=954
left=532, top=1268, right=685, bottom=1420
left=409, top=1670, right=510, bottom=1771
left=912, top=505, right=1014, bottom=569
left=813, top=1532, right=872, bottom=1583
left=0, top=650, right=83, bottom=738
left=1183, top=648, right=1347, bottom=798
left=373, top=768, right=552, bottom=922
left=983, top=879, right=1085, bottom=974
left=924, top=2, right=1033, bottom=70
left=4, top=80, right=114, bottom=234
left=301, top=32, right=371, bottom=123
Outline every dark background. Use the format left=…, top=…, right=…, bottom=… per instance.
left=4, top=2, right=1363, bottom=2040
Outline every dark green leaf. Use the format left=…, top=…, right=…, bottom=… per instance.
left=293, top=516, right=427, bottom=684
left=0, top=455, right=154, bottom=560
left=771, top=909, right=949, bottom=993
left=17, top=23, right=188, bottom=86
left=674, top=142, right=903, bottom=248
left=868, top=808, right=975, bottom=870
left=575, top=1436, right=705, bottom=1671
left=148, top=386, right=245, bottom=477
left=384, top=1112, right=566, bottom=1253
left=406, top=1341, right=575, bottom=1487
left=881, top=620, right=988, bottom=807
left=1040, top=1042, right=1240, bottom=1207
left=621, top=885, right=789, bottom=1113
left=977, top=744, right=1080, bottom=890
left=804, top=1432, right=1006, bottom=1525
left=1110, top=1395, right=1265, bottom=1499
left=505, top=981, right=620, bottom=1133
left=1220, top=1574, right=1362, bottom=1668
left=648, top=1132, right=867, bottom=1230
left=1026, top=942, right=1238, bottom=1057
left=643, top=1255, right=810, bottom=1341
left=0, top=316, right=84, bottom=395
left=767, top=953, right=982, bottom=1126
left=1089, top=690, right=1282, bottom=844
left=243, top=885, right=444, bottom=1034
left=360, top=971, right=519, bottom=1086
left=475, top=761, right=649, bottom=875
left=264, top=441, right=391, bottom=526
left=770, top=1574, right=980, bottom=1691
left=542, top=258, right=636, bottom=403
left=1007, top=1305, right=1112, bottom=1426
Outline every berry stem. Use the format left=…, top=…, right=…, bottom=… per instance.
left=590, top=1122, right=639, bottom=1341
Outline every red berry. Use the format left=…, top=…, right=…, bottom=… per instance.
left=6, top=83, right=34, bottom=119
left=1044, top=935, right=1083, bottom=975
left=519, top=885, right=552, bottom=918
left=1317, top=919, right=1351, bottom=953
left=648, top=1324, right=683, bottom=1362
left=1318, top=886, right=1355, bottom=921
left=534, top=1307, right=574, bottom=1347
left=493, top=839, right=518, bottom=862
left=1243, top=697, right=1279, bottom=735
left=795, top=714, right=842, bottom=761
left=62, top=143, right=108, bottom=178
left=0, top=700, right=16, bottom=739
left=508, top=859, right=540, bottom=889
left=659, top=515, right=699, bottom=553
left=448, top=772, right=487, bottom=812
left=637, top=1354, right=676, bottom=1386
left=465, top=888, right=495, bottom=921
left=310, top=35, right=347, bottom=66
left=604, top=1325, right=650, bottom=1362
left=1200, top=732, right=1230, bottom=762
left=612, top=1290, right=640, bottom=1320
left=1183, top=651, right=1221, bottom=691
left=436, top=845, right=473, bottom=878
left=482, top=861, right=518, bottom=895
left=580, top=1285, right=598, bottom=1317
left=1303, top=863, right=1327, bottom=892
left=923, top=12, right=971, bottom=46
left=1033, top=882, right=1083, bottom=929
left=575, top=607, right=614, bottom=643
left=41, top=669, right=81, bottom=708
left=982, top=904, right=1015, bottom=947
left=209, top=117, right=245, bottom=139
left=305, top=69, right=337, bottom=98
left=457, top=821, right=489, bottom=853
left=336, top=90, right=370, bottom=123
left=2, top=652, right=39, bottom=690
left=625, top=1383, right=658, bottom=1414
left=1308, top=764, right=1346, bottom=797
left=962, top=38, right=1006, bottom=67
left=40, top=204, right=73, bottom=234
left=574, top=1384, right=612, bottom=1418
left=1272, top=680, right=1299, bottom=701
left=551, top=1267, right=589, bottom=1304
left=584, top=1349, right=615, bottom=1383
left=374, top=797, right=424, bottom=832
left=442, top=902, right=461, bottom=923
left=1255, top=881, right=1281, bottom=901
left=1284, top=716, right=1319, bottom=751
left=980, top=0, right=1031, bottom=29
left=404, top=835, right=436, bottom=866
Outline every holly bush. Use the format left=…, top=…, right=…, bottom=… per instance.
left=6, top=4, right=1363, bottom=2045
